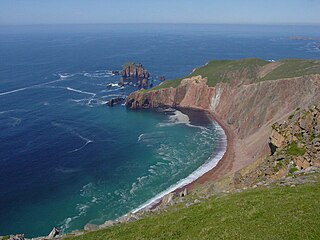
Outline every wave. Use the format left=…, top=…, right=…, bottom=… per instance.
left=58, top=73, right=76, bottom=79
left=66, top=87, right=96, bottom=96
left=132, top=121, right=227, bottom=213
left=55, top=167, right=82, bottom=174
left=158, top=110, right=206, bottom=130
left=68, top=133, right=94, bottom=153
left=0, top=109, right=27, bottom=114
left=0, top=87, right=27, bottom=96
left=0, top=78, right=63, bottom=97
left=84, top=72, right=113, bottom=78
left=51, top=121, right=94, bottom=153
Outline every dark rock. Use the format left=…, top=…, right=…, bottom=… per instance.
left=8, top=235, right=24, bottom=240
left=179, top=188, right=188, bottom=197
left=106, top=97, right=125, bottom=107
left=159, top=76, right=166, bottom=81
left=47, top=227, right=60, bottom=239
left=119, top=63, right=150, bottom=86
left=112, top=70, right=120, bottom=76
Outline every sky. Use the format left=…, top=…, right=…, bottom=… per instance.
left=0, top=0, right=319, bottom=25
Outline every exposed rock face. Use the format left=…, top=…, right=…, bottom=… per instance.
left=126, top=74, right=320, bottom=174
left=120, top=63, right=150, bottom=88
left=46, top=227, right=60, bottom=239
left=106, top=97, right=125, bottom=107
left=227, top=106, right=320, bottom=189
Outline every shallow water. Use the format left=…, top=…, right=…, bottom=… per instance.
left=0, top=24, right=319, bottom=237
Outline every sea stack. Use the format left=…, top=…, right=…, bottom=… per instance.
left=119, top=62, right=150, bottom=88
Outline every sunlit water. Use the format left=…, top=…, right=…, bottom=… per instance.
left=0, top=24, right=319, bottom=237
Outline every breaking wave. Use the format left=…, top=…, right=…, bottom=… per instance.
left=132, top=121, right=227, bottom=213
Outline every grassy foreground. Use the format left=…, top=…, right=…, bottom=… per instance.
left=151, top=58, right=320, bottom=90
left=67, top=181, right=320, bottom=240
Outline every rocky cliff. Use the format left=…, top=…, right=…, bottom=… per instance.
left=119, top=63, right=150, bottom=88
left=126, top=59, right=320, bottom=177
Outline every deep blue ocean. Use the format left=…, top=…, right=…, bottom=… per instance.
left=0, top=24, right=319, bottom=237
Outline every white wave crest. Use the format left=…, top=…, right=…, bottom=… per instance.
left=132, top=121, right=227, bottom=213
left=158, top=110, right=206, bottom=130
left=68, top=133, right=94, bottom=153
left=66, top=87, right=96, bottom=96
left=0, top=79, right=63, bottom=97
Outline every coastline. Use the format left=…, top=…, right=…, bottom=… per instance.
left=130, top=108, right=229, bottom=214
left=185, top=110, right=234, bottom=187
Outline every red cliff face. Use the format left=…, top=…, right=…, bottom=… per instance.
left=126, top=74, right=320, bottom=174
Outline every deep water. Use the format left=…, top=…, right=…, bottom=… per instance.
left=0, top=24, right=319, bottom=237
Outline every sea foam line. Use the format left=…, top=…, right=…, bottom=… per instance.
left=66, top=87, right=96, bottom=96
left=132, top=121, right=227, bottom=213
left=0, top=79, right=63, bottom=97
left=68, top=133, right=94, bottom=153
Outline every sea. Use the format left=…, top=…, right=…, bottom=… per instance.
left=0, top=24, right=319, bottom=237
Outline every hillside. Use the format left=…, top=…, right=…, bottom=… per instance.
left=66, top=176, right=320, bottom=240
left=151, top=58, right=320, bottom=90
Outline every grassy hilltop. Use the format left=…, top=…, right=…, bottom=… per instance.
left=151, top=58, right=320, bottom=90
left=67, top=179, right=320, bottom=240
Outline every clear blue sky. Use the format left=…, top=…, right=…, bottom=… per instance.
left=0, top=0, right=319, bottom=25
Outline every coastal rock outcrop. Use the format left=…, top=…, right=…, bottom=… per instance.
left=106, top=96, right=125, bottom=107
left=46, top=227, right=60, bottom=239
left=119, top=63, right=150, bottom=88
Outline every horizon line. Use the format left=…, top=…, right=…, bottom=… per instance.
left=1, top=22, right=320, bottom=27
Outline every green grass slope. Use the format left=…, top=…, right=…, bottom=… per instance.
left=67, top=180, right=320, bottom=240
left=151, top=58, right=320, bottom=90
left=261, top=59, right=320, bottom=81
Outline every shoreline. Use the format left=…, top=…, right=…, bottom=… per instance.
left=131, top=108, right=229, bottom=213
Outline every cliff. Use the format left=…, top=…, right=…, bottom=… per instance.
left=126, top=59, right=320, bottom=178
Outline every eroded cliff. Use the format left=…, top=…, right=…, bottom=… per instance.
left=126, top=59, right=320, bottom=178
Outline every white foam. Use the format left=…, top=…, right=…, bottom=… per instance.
left=66, top=87, right=96, bottom=96
left=132, top=121, right=227, bottom=213
left=83, top=71, right=113, bottom=78
left=68, top=133, right=94, bottom=153
left=0, top=79, right=63, bottom=97
left=158, top=110, right=206, bottom=130
left=0, top=87, right=27, bottom=96
left=138, top=134, right=145, bottom=142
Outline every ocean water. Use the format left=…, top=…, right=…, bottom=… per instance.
left=0, top=24, right=319, bottom=237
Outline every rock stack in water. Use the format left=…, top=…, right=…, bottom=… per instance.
left=119, top=63, right=150, bottom=88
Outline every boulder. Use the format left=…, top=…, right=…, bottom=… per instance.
left=159, top=76, right=166, bottom=81
left=8, top=235, right=24, bottom=240
left=180, top=188, right=188, bottom=197
left=161, top=192, right=176, bottom=206
left=270, top=129, right=286, bottom=148
left=99, top=220, right=115, bottom=229
left=106, top=97, right=125, bottom=107
left=46, top=227, right=60, bottom=239
left=112, top=70, right=120, bottom=76
left=84, top=224, right=99, bottom=231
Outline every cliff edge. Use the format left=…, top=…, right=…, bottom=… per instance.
left=126, top=58, right=320, bottom=182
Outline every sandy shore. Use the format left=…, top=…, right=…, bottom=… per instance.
left=133, top=108, right=232, bottom=212
left=174, top=110, right=235, bottom=192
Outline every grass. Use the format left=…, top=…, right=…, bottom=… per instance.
left=150, top=58, right=320, bottom=91
left=286, top=142, right=306, bottom=157
left=261, top=59, right=320, bottom=81
left=190, top=58, right=268, bottom=87
left=67, top=180, right=320, bottom=240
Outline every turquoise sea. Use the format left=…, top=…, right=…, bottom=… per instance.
left=0, top=24, right=319, bottom=237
